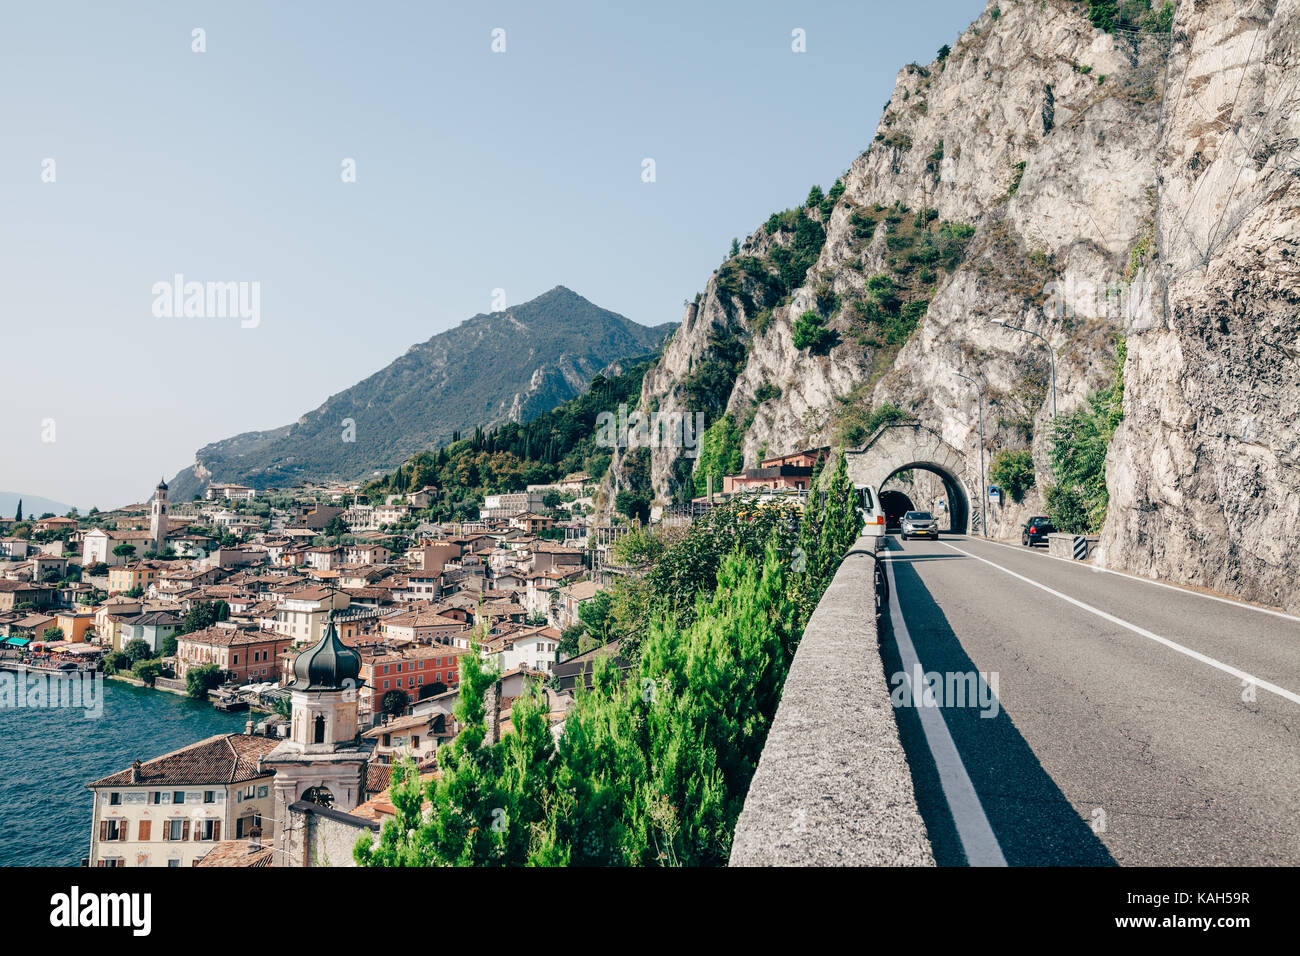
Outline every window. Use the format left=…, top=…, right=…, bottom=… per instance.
left=167, top=859, right=180, bottom=868
left=102, top=819, right=126, bottom=841
left=108, top=792, right=121, bottom=806
left=198, top=819, right=220, bottom=841
left=164, top=819, right=186, bottom=841
left=172, top=791, right=185, bottom=805
left=203, top=791, right=216, bottom=804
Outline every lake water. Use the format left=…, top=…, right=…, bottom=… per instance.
left=0, top=674, right=247, bottom=866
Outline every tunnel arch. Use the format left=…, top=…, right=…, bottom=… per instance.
left=845, top=423, right=973, bottom=534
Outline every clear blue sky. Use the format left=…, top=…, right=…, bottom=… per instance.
left=0, top=0, right=983, bottom=511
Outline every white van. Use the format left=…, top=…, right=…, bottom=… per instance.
left=856, top=484, right=886, bottom=537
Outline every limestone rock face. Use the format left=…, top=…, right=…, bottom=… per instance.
left=1101, top=0, right=1300, bottom=610
left=634, top=0, right=1163, bottom=540
left=628, top=0, right=1299, bottom=610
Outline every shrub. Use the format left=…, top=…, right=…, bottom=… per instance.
left=186, top=663, right=224, bottom=699
left=792, top=310, right=836, bottom=354
left=991, top=449, right=1036, bottom=503
left=1048, top=339, right=1126, bottom=532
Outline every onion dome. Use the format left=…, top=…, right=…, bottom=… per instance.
left=289, top=614, right=362, bottom=691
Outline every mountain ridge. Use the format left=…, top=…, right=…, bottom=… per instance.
left=168, top=286, right=673, bottom=500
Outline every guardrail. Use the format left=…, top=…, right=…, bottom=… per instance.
left=730, top=534, right=933, bottom=866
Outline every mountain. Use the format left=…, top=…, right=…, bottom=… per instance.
left=168, top=287, right=674, bottom=499
left=0, top=492, right=79, bottom=520
left=617, top=0, right=1300, bottom=611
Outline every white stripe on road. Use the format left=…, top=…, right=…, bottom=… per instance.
left=941, top=541, right=1300, bottom=707
left=881, top=542, right=1007, bottom=867
left=972, top=536, right=1300, bottom=625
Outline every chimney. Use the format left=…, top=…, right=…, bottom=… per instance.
left=129, top=759, right=142, bottom=783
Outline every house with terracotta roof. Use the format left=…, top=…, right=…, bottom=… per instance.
left=175, top=624, right=291, bottom=684
left=86, top=733, right=279, bottom=868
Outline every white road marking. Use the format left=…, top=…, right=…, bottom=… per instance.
left=970, top=536, right=1300, bottom=625
left=881, top=541, right=1007, bottom=867
left=941, top=541, right=1300, bottom=707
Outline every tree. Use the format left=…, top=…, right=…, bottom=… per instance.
left=133, top=660, right=163, bottom=686
left=729, top=237, right=740, bottom=257
left=325, top=515, right=349, bottom=539
left=792, top=310, right=836, bottom=354
left=542, top=491, right=563, bottom=511
left=123, top=639, right=154, bottom=665
left=186, top=663, right=224, bottom=699
left=991, top=449, right=1035, bottom=503
left=13, top=500, right=21, bottom=521
left=42, top=626, right=64, bottom=642
left=381, top=689, right=410, bottom=717
left=111, top=543, right=137, bottom=561
left=159, top=635, right=178, bottom=657
left=180, top=600, right=229, bottom=635
left=614, top=491, right=650, bottom=524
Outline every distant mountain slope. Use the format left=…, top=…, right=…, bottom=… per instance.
left=168, top=287, right=674, bottom=499
left=0, top=492, right=79, bottom=519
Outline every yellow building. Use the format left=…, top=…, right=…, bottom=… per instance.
left=55, top=609, right=96, bottom=643
left=107, top=562, right=163, bottom=595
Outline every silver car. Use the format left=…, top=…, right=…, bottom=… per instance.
left=900, top=510, right=938, bottom=540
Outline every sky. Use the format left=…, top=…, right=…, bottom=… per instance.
left=0, top=0, right=984, bottom=512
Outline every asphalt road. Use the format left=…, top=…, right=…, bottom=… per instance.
left=879, top=533, right=1300, bottom=866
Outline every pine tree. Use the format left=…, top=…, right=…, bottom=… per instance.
left=14, top=500, right=21, bottom=521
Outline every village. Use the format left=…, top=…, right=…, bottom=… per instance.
left=0, top=447, right=832, bottom=868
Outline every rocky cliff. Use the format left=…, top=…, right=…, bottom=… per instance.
left=624, top=0, right=1299, bottom=609
left=1103, top=0, right=1300, bottom=610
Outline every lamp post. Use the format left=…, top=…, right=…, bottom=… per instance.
left=992, top=315, right=1057, bottom=419
left=954, top=371, right=986, bottom=537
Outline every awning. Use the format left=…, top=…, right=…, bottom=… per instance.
left=4, top=637, right=31, bottom=647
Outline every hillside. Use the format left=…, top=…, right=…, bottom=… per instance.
left=613, top=0, right=1300, bottom=611
left=168, top=287, right=673, bottom=499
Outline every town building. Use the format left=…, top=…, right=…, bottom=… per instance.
left=86, top=734, right=279, bottom=867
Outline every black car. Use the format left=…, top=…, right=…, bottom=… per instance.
left=1021, top=515, right=1055, bottom=546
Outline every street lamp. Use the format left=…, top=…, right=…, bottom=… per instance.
left=991, top=315, right=1057, bottom=419
left=954, top=371, right=986, bottom=538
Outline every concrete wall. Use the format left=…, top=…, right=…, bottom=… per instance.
left=730, top=535, right=933, bottom=866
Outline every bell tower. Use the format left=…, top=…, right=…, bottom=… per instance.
left=149, top=479, right=168, bottom=555
left=262, top=612, right=370, bottom=824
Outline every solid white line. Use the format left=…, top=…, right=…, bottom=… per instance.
left=969, top=536, right=1300, bottom=625
left=941, top=541, right=1300, bottom=707
left=881, top=542, right=1007, bottom=867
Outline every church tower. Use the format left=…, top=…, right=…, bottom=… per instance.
left=262, top=611, right=371, bottom=854
left=149, top=478, right=168, bottom=555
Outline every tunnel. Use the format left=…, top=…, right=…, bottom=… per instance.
left=879, top=490, right=915, bottom=530
left=844, top=422, right=974, bottom=536
left=880, top=464, right=969, bottom=534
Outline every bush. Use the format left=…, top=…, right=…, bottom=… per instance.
left=133, top=660, right=163, bottom=686
left=186, top=663, right=224, bottom=700
left=1046, top=484, right=1091, bottom=535
left=792, top=310, right=836, bottom=354
left=614, top=491, right=650, bottom=524
left=990, top=449, right=1036, bottom=503
left=1048, top=339, right=1126, bottom=532
left=693, top=413, right=746, bottom=497
left=354, top=455, right=862, bottom=868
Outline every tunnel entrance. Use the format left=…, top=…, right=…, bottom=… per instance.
left=845, top=423, right=973, bottom=535
left=880, top=464, right=968, bottom=534
left=879, top=490, right=915, bottom=531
